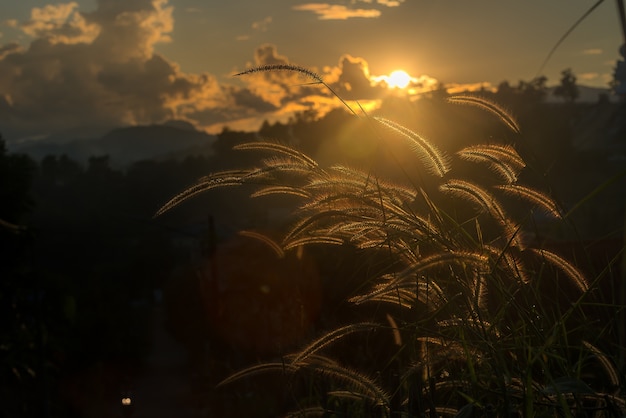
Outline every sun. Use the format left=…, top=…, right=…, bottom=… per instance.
left=387, top=70, right=412, bottom=89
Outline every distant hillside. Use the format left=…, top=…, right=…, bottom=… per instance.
left=8, top=123, right=217, bottom=167
left=545, top=84, right=614, bottom=103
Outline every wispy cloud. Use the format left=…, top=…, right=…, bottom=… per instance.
left=446, top=82, right=495, bottom=94
left=579, top=72, right=599, bottom=81
left=252, top=16, right=272, bottom=31
left=236, top=16, right=272, bottom=42
left=293, top=3, right=381, bottom=20
left=374, top=0, right=405, bottom=7
left=352, top=0, right=405, bottom=6
left=582, top=48, right=602, bottom=55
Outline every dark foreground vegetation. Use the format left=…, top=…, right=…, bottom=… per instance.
left=1, top=75, right=625, bottom=416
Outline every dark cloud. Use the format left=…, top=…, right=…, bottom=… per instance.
left=0, top=0, right=224, bottom=139
left=236, top=44, right=331, bottom=110
left=0, top=42, right=22, bottom=59
left=227, top=85, right=278, bottom=113
left=327, top=54, right=386, bottom=100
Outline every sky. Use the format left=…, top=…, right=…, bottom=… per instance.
left=0, top=0, right=623, bottom=141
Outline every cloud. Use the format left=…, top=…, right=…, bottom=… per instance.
left=252, top=16, right=272, bottom=32
left=227, top=45, right=390, bottom=131
left=579, top=72, right=600, bottom=81
left=234, top=44, right=328, bottom=108
left=582, top=48, right=602, bottom=55
left=371, top=72, right=442, bottom=96
left=86, top=0, right=175, bottom=60
left=292, top=3, right=381, bottom=20
left=446, top=82, right=494, bottom=95
left=374, top=0, right=405, bottom=6
left=325, top=54, right=385, bottom=100
left=0, top=0, right=337, bottom=139
left=292, top=0, right=406, bottom=19
left=0, top=1, right=419, bottom=140
left=0, top=0, right=226, bottom=139
left=0, top=42, right=22, bottom=59
left=20, top=2, right=100, bottom=44
left=351, top=0, right=405, bottom=5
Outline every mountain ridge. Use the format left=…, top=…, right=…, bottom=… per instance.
left=7, top=123, right=217, bottom=167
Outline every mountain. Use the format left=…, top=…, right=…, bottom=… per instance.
left=8, top=123, right=217, bottom=167
left=545, top=84, right=614, bottom=103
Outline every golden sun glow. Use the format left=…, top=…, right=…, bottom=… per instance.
left=387, top=70, right=411, bottom=89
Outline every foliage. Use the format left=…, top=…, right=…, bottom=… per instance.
left=554, top=68, right=580, bottom=103
left=0, top=137, right=46, bottom=417
left=156, top=64, right=625, bottom=417
left=1, top=148, right=219, bottom=416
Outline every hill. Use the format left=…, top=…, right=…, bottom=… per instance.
left=7, top=122, right=216, bottom=167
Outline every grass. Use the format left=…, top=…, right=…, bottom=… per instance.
left=155, top=64, right=625, bottom=417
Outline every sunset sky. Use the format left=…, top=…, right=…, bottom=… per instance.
left=0, top=0, right=623, bottom=141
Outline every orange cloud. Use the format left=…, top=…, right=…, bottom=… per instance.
left=292, top=3, right=381, bottom=20
left=445, top=82, right=495, bottom=95
left=375, top=0, right=405, bottom=6
left=579, top=72, right=600, bottom=81
left=20, top=2, right=100, bottom=44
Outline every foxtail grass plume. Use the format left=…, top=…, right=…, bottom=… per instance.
left=447, top=95, right=520, bottom=134
left=374, top=117, right=451, bottom=177
left=154, top=170, right=248, bottom=217
left=237, top=230, right=285, bottom=258
left=495, top=184, right=562, bottom=219
left=290, top=322, right=379, bottom=365
left=457, top=144, right=526, bottom=184
left=530, top=248, right=589, bottom=292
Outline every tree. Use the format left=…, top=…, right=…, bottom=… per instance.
left=518, top=75, right=548, bottom=103
left=0, top=137, right=35, bottom=227
left=553, top=68, right=579, bottom=103
left=0, top=135, right=46, bottom=417
left=495, top=80, right=516, bottom=104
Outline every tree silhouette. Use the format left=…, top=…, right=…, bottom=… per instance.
left=554, top=68, right=579, bottom=103
left=518, top=75, right=548, bottom=102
